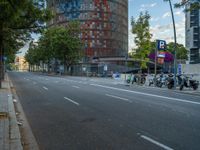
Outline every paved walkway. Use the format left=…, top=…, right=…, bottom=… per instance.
left=0, top=75, right=23, bottom=150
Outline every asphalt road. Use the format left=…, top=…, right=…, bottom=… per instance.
left=8, top=72, right=200, bottom=150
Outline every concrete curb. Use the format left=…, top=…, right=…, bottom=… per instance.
left=6, top=74, right=23, bottom=150
left=8, top=95, right=23, bottom=150
left=7, top=73, right=40, bottom=150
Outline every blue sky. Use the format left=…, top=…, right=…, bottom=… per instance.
left=128, top=0, right=185, bottom=50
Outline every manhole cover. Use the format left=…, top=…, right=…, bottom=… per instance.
left=0, top=112, right=8, bottom=119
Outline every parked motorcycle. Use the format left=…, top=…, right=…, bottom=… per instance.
left=149, top=74, right=167, bottom=88
left=167, top=74, right=175, bottom=89
left=179, top=75, right=199, bottom=90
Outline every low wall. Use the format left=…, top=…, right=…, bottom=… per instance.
left=181, top=64, right=200, bottom=81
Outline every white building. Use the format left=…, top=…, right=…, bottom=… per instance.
left=185, top=0, right=200, bottom=64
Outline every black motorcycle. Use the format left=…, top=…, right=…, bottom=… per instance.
left=167, top=74, right=174, bottom=89
left=179, top=75, right=199, bottom=90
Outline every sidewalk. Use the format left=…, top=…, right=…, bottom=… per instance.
left=0, top=75, right=23, bottom=150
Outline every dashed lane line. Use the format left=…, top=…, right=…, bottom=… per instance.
left=43, top=86, right=48, bottom=90
left=139, top=134, right=174, bottom=150
left=106, top=94, right=132, bottom=103
left=72, top=86, right=80, bottom=89
left=64, top=97, right=80, bottom=106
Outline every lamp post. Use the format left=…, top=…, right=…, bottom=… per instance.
left=168, top=0, right=177, bottom=89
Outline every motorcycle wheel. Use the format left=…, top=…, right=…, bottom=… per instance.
left=193, top=85, right=198, bottom=90
left=168, top=84, right=173, bottom=89
left=180, top=85, right=184, bottom=91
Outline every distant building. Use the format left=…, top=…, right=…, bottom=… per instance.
left=185, top=0, right=200, bottom=64
left=47, top=0, right=128, bottom=62
left=15, top=56, right=29, bottom=71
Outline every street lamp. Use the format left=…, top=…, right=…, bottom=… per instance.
left=168, top=0, right=177, bottom=89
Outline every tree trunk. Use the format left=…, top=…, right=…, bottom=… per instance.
left=42, top=61, right=45, bottom=73
left=63, top=57, right=66, bottom=75
left=47, top=60, right=50, bottom=74
left=0, top=35, right=3, bottom=88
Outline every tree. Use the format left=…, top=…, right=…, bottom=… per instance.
left=0, top=0, right=52, bottom=87
left=53, top=21, right=83, bottom=73
left=174, top=0, right=200, bottom=10
left=131, top=11, right=152, bottom=69
left=166, top=42, right=188, bottom=60
left=25, top=21, right=83, bottom=74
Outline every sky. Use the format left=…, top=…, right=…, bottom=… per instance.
left=19, top=0, right=185, bottom=55
left=128, top=0, right=185, bottom=50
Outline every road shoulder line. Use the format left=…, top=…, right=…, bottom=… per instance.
left=91, top=84, right=200, bottom=105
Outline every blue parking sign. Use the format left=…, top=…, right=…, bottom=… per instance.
left=157, top=40, right=166, bottom=51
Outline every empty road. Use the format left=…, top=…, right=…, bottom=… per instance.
left=9, top=72, right=200, bottom=150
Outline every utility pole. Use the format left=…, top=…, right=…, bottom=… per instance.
left=0, top=35, right=3, bottom=89
left=0, top=47, right=2, bottom=88
left=154, top=41, right=158, bottom=78
left=169, top=0, right=177, bottom=89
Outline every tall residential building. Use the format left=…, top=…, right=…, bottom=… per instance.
left=185, top=0, right=200, bottom=64
left=47, top=0, right=128, bottom=62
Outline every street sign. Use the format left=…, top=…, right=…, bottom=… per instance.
left=157, top=40, right=167, bottom=51
left=157, top=52, right=165, bottom=58
left=104, top=65, right=107, bottom=71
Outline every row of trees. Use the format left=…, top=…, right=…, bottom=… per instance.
left=25, top=21, right=83, bottom=74
left=0, top=0, right=52, bottom=88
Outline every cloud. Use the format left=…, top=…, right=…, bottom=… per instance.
left=162, top=12, right=171, bottom=18
left=150, top=17, right=160, bottom=22
left=129, top=29, right=136, bottom=51
left=141, top=3, right=157, bottom=8
left=174, top=11, right=183, bottom=16
left=149, top=19, right=185, bottom=45
left=139, top=3, right=157, bottom=11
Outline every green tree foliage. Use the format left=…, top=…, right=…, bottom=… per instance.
left=0, top=0, right=52, bottom=63
left=131, top=11, right=152, bottom=69
left=148, top=41, right=188, bottom=60
left=51, top=22, right=83, bottom=72
left=174, top=0, right=200, bottom=10
left=25, top=21, right=83, bottom=74
left=166, top=42, right=188, bottom=60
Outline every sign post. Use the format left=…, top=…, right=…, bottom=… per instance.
left=155, top=40, right=166, bottom=77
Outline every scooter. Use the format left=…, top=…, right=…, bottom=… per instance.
left=179, top=75, right=199, bottom=90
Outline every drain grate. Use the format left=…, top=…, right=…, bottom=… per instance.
left=0, top=112, right=8, bottom=119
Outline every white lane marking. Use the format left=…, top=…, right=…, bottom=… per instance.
left=33, top=82, right=37, bottom=85
left=72, top=86, right=80, bottom=89
left=26, top=79, right=30, bottom=81
left=43, top=86, right=48, bottom=90
left=64, top=97, right=80, bottom=106
left=45, top=79, right=49, bottom=81
left=106, top=94, right=132, bottom=103
left=90, top=84, right=200, bottom=105
left=140, top=135, right=174, bottom=150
